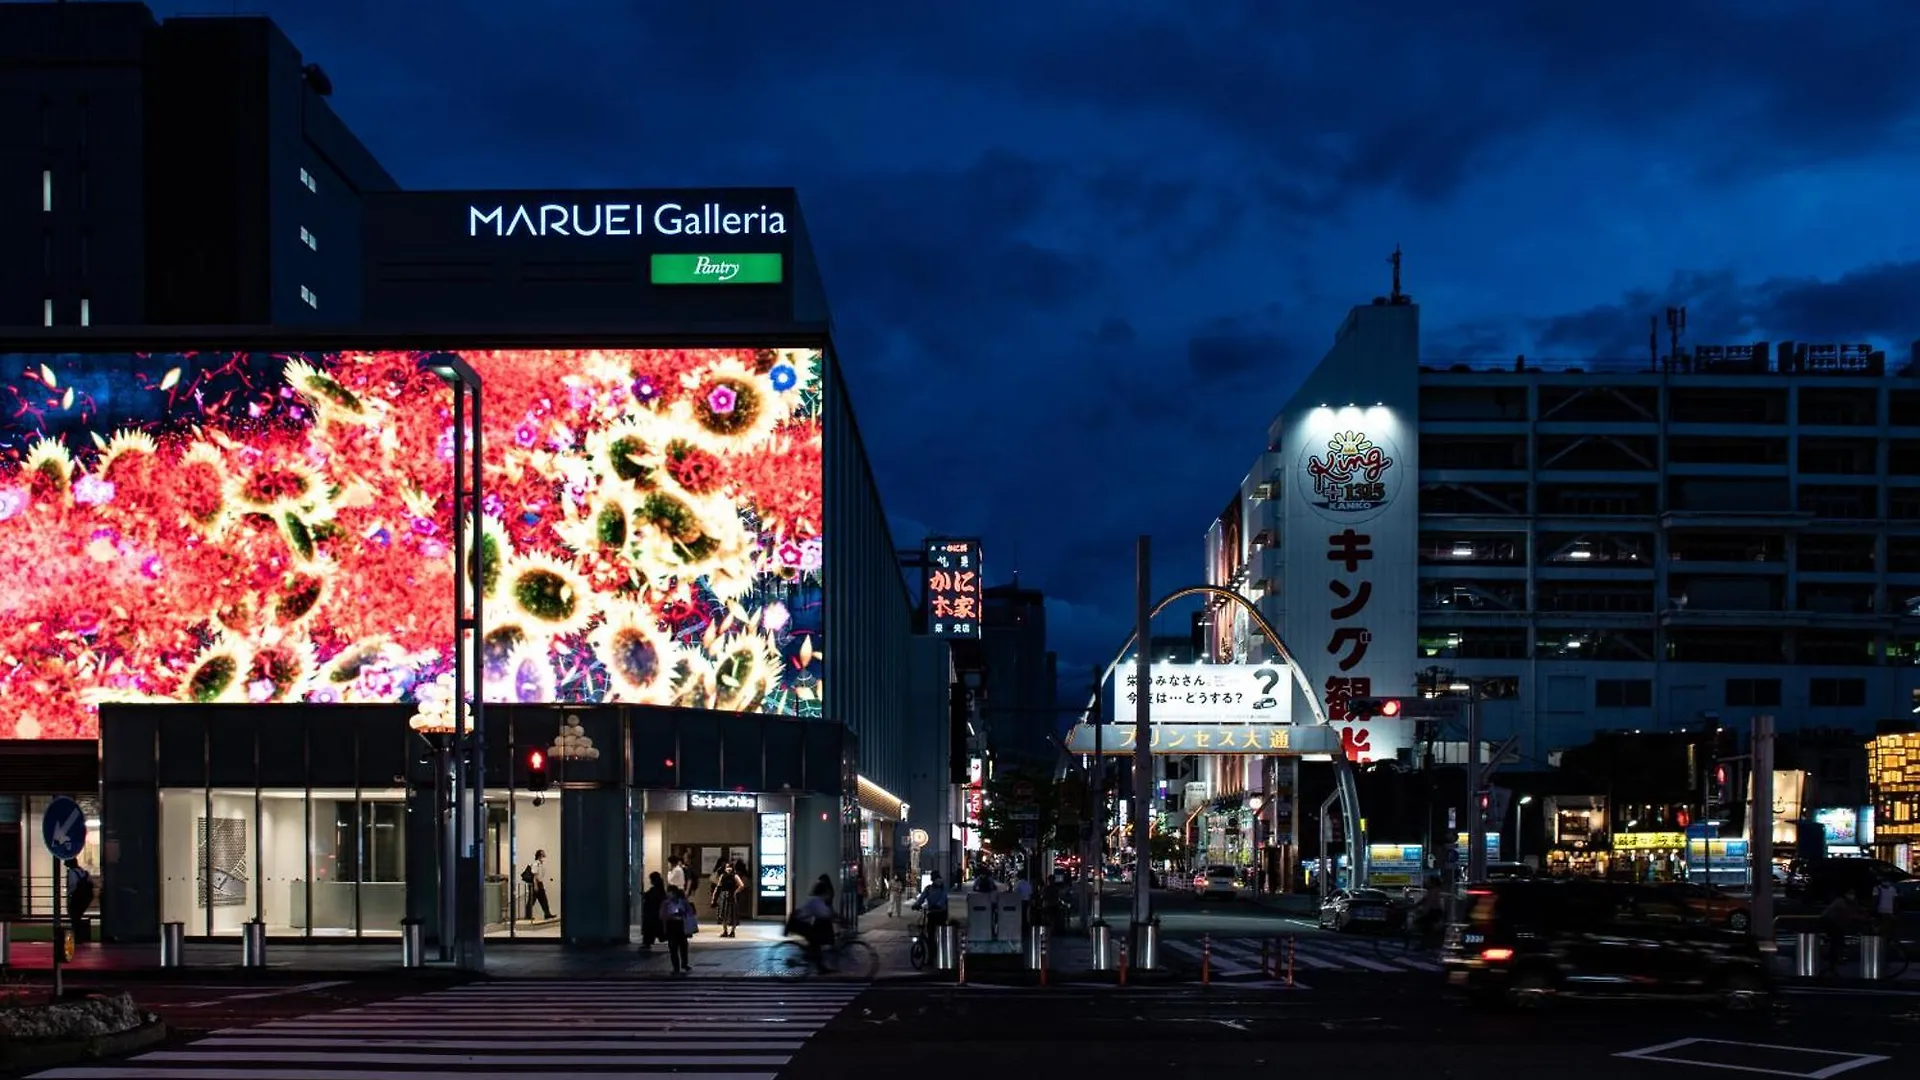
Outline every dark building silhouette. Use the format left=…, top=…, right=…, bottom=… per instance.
left=1, top=1, right=395, bottom=329
left=979, top=576, right=1059, bottom=769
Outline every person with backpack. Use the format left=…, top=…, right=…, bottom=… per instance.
left=660, top=885, right=698, bottom=974
left=64, top=858, right=94, bottom=947
left=521, top=850, right=552, bottom=920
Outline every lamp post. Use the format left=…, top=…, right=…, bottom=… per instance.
left=408, top=673, right=463, bottom=962
left=1512, top=794, right=1533, bottom=864
left=1445, top=675, right=1490, bottom=884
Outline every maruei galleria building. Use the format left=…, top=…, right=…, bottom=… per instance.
left=0, top=188, right=921, bottom=952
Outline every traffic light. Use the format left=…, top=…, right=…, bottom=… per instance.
left=1708, top=763, right=1730, bottom=810
left=1477, top=789, right=1492, bottom=823
left=525, top=748, right=550, bottom=793
left=1348, top=697, right=1403, bottom=721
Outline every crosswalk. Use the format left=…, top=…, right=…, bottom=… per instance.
left=29, top=979, right=865, bottom=1079
left=1163, top=935, right=1441, bottom=978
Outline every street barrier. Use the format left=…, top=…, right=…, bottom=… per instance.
left=1777, top=916, right=1823, bottom=978
left=1201, top=933, right=1211, bottom=986
left=1286, top=935, right=1296, bottom=987
left=957, top=930, right=968, bottom=986
left=934, top=924, right=959, bottom=971
left=1861, top=933, right=1886, bottom=981
left=1090, top=920, right=1114, bottom=971
left=400, top=918, right=425, bottom=969
left=1039, top=927, right=1050, bottom=986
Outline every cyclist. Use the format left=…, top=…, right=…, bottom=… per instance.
left=791, top=879, right=837, bottom=973
left=911, top=871, right=951, bottom=940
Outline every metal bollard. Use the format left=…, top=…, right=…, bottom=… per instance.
left=1860, top=934, right=1885, bottom=981
left=159, top=921, right=185, bottom=968
left=0, top=920, right=9, bottom=968
left=1090, top=921, right=1113, bottom=971
left=1137, top=920, right=1160, bottom=971
left=1793, top=931, right=1820, bottom=978
left=1038, top=927, right=1049, bottom=987
left=241, top=919, right=267, bottom=968
left=1025, top=925, right=1045, bottom=970
left=1202, top=933, right=1211, bottom=985
left=1118, top=939, right=1129, bottom=987
left=400, top=918, right=425, bottom=969
left=1287, top=935, right=1296, bottom=987
left=934, top=924, right=959, bottom=971
left=957, top=931, right=968, bottom=986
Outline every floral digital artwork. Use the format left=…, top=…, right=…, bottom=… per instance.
left=0, top=347, right=826, bottom=739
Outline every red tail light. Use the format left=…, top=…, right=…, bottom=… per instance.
left=1482, top=947, right=1514, bottom=962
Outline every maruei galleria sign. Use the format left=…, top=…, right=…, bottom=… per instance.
left=467, top=201, right=789, bottom=238
left=1062, top=722, right=1344, bottom=757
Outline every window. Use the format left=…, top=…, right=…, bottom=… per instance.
left=299, top=285, right=317, bottom=309
left=1809, top=677, right=1867, bottom=708
left=299, top=226, right=317, bottom=251
left=42, top=298, right=53, bottom=327
left=1594, top=679, right=1653, bottom=708
left=79, top=298, right=90, bottom=327
left=1724, top=678, right=1782, bottom=707
left=299, top=167, right=316, bottom=193
left=42, top=169, right=52, bottom=212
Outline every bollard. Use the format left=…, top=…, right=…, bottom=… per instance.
left=1793, top=931, right=1820, bottom=978
left=1118, top=939, right=1129, bottom=987
left=400, top=918, right=425, bottom=969
left=934, top=924, right=959, bottom=971
left=1089, top=920, right=1113, bottom=971
left=1861, top=934, right=1885, bottom=981
left=0, top=920, right=9, bottom=968
left=241, top=919, right=267, bottom=968
left=957, top=931, right=968, bottom=986
left=1201, top=933, right=1211, bottom=986
left=1286, top=935, right=1296, bottom=987
left=1138, top=920, right=1161, bottom=971
left=159, top=921, right=184, bottom=968
left=1039, top=927, right=1050, bottom=987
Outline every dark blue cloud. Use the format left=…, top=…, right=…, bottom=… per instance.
left=155, top=0, right=1920, bottom=672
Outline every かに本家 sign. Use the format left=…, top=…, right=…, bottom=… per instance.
left=925, top=538, right=983, bottom=638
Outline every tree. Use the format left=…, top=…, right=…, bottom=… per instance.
left=978, top=766, right=1063, bottom=854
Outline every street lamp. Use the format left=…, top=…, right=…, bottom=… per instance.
left=1512, top=794, right=1534, bottom=864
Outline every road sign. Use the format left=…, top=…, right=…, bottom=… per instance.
left=1019, top=822, right=1038, bottom=844
left=43, top=795, right=87, bottom=860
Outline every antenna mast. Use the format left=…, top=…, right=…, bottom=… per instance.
left=1389, top=245, right=1406, bottom=303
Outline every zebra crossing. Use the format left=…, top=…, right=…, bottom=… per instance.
left=1163, top=934, right=1441, bottom=978
left=29, top=979, right=865, bottom=1079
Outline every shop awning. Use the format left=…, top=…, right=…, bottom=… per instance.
left=857, top=775, right=905, bottom=820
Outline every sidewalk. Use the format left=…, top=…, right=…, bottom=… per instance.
left=0, top=918, right=928, bottom=982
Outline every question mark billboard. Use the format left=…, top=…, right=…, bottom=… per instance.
left=1105, top=662, right=1295, bottom=725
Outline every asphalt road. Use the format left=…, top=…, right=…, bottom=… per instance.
left=790, top=980, right=1920, bottom=1080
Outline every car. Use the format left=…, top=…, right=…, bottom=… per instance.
left=1319, top=887, right=1399, bottom=932
left=1442, top=879, right=1770, bottom=1011
left=1669, top=881, right=1752, bottom=932
left=1193, top=866, right=1242, bottom=900
left=1797, top=857, right=1909, bottom=904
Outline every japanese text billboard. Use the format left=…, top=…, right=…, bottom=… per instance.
left=1103, top=662, right=1293, bottom=725
left=0, top=347, right=825, bottom=739
left=1283, top=406, right=1416, bottom=763
left=924, top=538, right=982, bottom=638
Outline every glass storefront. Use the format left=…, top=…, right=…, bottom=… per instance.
left=18, top=794, right=102, bottom=919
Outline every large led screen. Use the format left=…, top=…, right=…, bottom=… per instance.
left=0, top=347, right=825, bottom=739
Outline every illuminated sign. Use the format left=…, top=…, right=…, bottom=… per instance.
left=1301, top=428, right=1403, bottom=519
left=1104, top=663, right=1294, bottom=725
left=925, top=538, right=982, bottom=638
left=690, top=791, right=757, bottom=811
left=1815, top=807, right=1859, bottom=846
left=757, top=811, right=789, bottom=915
left=466, top=201, right=789, bottom=238
left=1062, top=722, right=1342, bottom=757
left=650, top=253, right=783, bottom=285
left=1614, top=832, right=1687, bottom=851
left=0, top=346, right=827, bottom=740
left=964, top=786, right=984, bottom=825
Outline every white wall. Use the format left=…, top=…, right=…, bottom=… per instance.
left=259, top=794, right=305, bottom=930
left=159, top=789, right=199, bottom=930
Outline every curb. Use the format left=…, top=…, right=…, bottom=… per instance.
left=9, top=967, right=483, bottom=985
left=0, top=1017, right=169, bottom=1075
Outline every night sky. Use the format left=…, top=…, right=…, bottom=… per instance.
left=161, top=1, right=1920, bottom=681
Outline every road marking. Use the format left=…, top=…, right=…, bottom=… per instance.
left=174, top=981, right=350, bottom=1008
left=1613, top=1037, right=1890, bottom=1079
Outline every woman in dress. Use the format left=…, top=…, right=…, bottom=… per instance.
left=715, top=860, right=741, bottom=937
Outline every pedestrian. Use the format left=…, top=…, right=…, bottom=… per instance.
left=715, top=861, right=741, bottom=937
left=889, top=872, right=906, bottom=918
left=522, top=850, right=553, bottom=920
left=639, top=872, right=666, bottom=949
left=666, top=854, right=687, bottom=893
left=731, top=860, right=751, bottom=930
left=661, top=885, right=697, bottom=974
left=64, top=858, right=94, bottom=948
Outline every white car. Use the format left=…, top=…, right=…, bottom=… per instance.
left=1193, top=866, right=1242, bottom=900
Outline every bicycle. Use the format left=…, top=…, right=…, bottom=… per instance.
left=908, top=913, right=950, bottom=971
left=775, top=924, right=880, bottom=980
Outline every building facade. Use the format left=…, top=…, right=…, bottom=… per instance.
left=0, top=1, right=395, bottom=329
left=0, top=187, right=923, bottom=943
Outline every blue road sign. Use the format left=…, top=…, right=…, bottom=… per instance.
left=43, top=795, right=87, bottom=860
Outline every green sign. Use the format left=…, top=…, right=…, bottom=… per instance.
left=650, top=253, right=783, bottom=285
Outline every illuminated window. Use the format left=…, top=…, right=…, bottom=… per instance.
left=299, top=285, right=317, bottom=309
left=43, top=298, right=53, bottom=326
left=299, top=167, right=316, bottom=193
left=42, top=169, right=52, bottom=212
left=299, top=226, right=317, bottom=251
left=79, top=298, right=90, bottom=327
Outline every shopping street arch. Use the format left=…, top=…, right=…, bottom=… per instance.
left=1075, top=584, right=1371, bottom=884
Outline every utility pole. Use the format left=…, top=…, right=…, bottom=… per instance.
left=1466, top=681, right=1487, bottom=884
left=1088, top=666, right=1104, bottom=930
left=1751, top=714, right=1776, bottom=948
left=1131, top=536, right=1155, bottom=957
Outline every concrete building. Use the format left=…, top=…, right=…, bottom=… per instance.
left=977, top=577, right=1059, bottom=770
left=0, top=1, right=395, bottom=329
